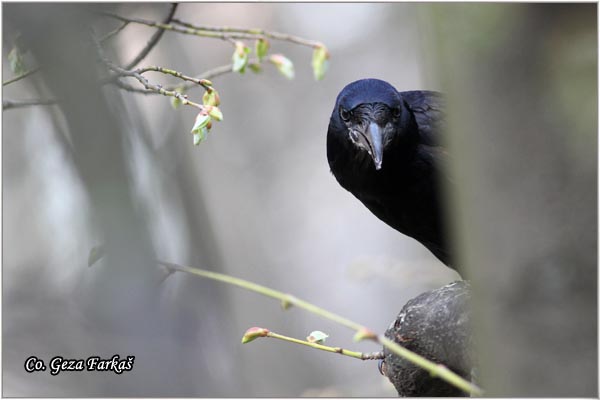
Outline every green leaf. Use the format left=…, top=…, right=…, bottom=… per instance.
left=306, top=330, right=329, bottom=344
left=269, top=54, right=295, bottom=79
left=255, top=38, right=269, bottom=61
left=88, top=244, right=105, bottom=267
left=232, top=41, right=250, bottom=73
left=202, top=89, right=220, bottom=107
left=241, top=327, right=270, bottom=344
left=191, top=112, right=211, bottom=144
left=191, top=112, right=210, bottom=133
left=193, top=131, right=205, bottom=145
left=206, top=105, right=223, bottom=122
left=8, top=46, right=25, bottom=76
left=311, top=45, right=330, bottom=81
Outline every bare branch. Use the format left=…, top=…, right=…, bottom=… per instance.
left=3, top=67, right=41, bottom=86
left=171, top=18, right=324, bottom=49
left=100, top=20, right=130, bottom=43
left=113, top=79, right=154, bottom=94
left=101, top=12, right=316, bottom=47
left=124, top=3, right=179, bottom=69
left=3, top=98, right=58, bottom=110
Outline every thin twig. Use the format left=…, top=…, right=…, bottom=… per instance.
left=136, top=65, right=213, bottom=91
left=100, top=21, right=130, bottom=43
left=3, top=67, right=41, bottom=86
left=260, top=330, right=385, bottom=361
left=92, top=32, right=205, bottom=110
left=113, top=79, right=154, bottom=94
left=124, top=3, right=178, bottom=69
left=3, top=98, right=58, bottom=110
left=110, top=59, right=259, bottom=95
left=157, top=260, right=482, bottom=396
left=102, top=12, right=291, bottom=45
left=114, top=65, right=204, bottom=110
left=159, top=59, right=260, bottom=92
left=171, top=18, right=323, bottom=49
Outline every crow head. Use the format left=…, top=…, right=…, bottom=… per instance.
left=331, top=79, right=404, bottom=170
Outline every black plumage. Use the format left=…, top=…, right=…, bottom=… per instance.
left=327, top=79, right=453, bottom=268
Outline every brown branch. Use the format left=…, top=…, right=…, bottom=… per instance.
left=124, top=3, right=179, bottom=69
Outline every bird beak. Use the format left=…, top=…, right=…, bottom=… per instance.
left=366, top=122, right=384, bottom=170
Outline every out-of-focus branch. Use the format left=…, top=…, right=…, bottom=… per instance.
left=124, top=3, right=178, bottom=69
left=93, top=30, right=208, bottom=111
left=3, top=67, right=41, bottom=86
left=99, top=20, right=129, bottom=43
left=101, top=12, right=240, bottom=44
left=3, top=98, right=58, bottom=110
left=101, top=12, right=323, bottom=49
left=171, top=18, right=324, bottom=49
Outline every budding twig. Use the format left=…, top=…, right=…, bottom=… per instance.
left=244, top=328, right=385, bottom=361
left=157, top=260, right=482, bottom=396
left=170, top=18, right=324, bottom=49
left=111, top=64, right=204, bottom=110
left=101, top=12, right=323, bottom=50
left=135, top=66, right=213, bottom=91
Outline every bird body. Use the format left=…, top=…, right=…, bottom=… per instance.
left=327, top=79, right=452, bottom=267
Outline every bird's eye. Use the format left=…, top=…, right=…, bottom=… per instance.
left=392, top=107, right=401, bottom=118
left=339, top=107, right=352, bottom=122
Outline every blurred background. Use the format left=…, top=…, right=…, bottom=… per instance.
left=2, top=3, right=596, bottom=397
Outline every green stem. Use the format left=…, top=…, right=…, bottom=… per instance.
left=3, top=67, right=40, bottom=86
left=379, top=336, right=481, bottom=395
left=158, top=261, right=482, bottom=395
left=266, top=331, right=383, bottom=360
left=159, top=261, right=362, bottom=330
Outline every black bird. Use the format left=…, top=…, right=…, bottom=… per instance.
left=327, top=79, right=453, bottom=268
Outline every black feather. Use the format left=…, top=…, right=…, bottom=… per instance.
left=327, top=79, right=454, bottom=269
